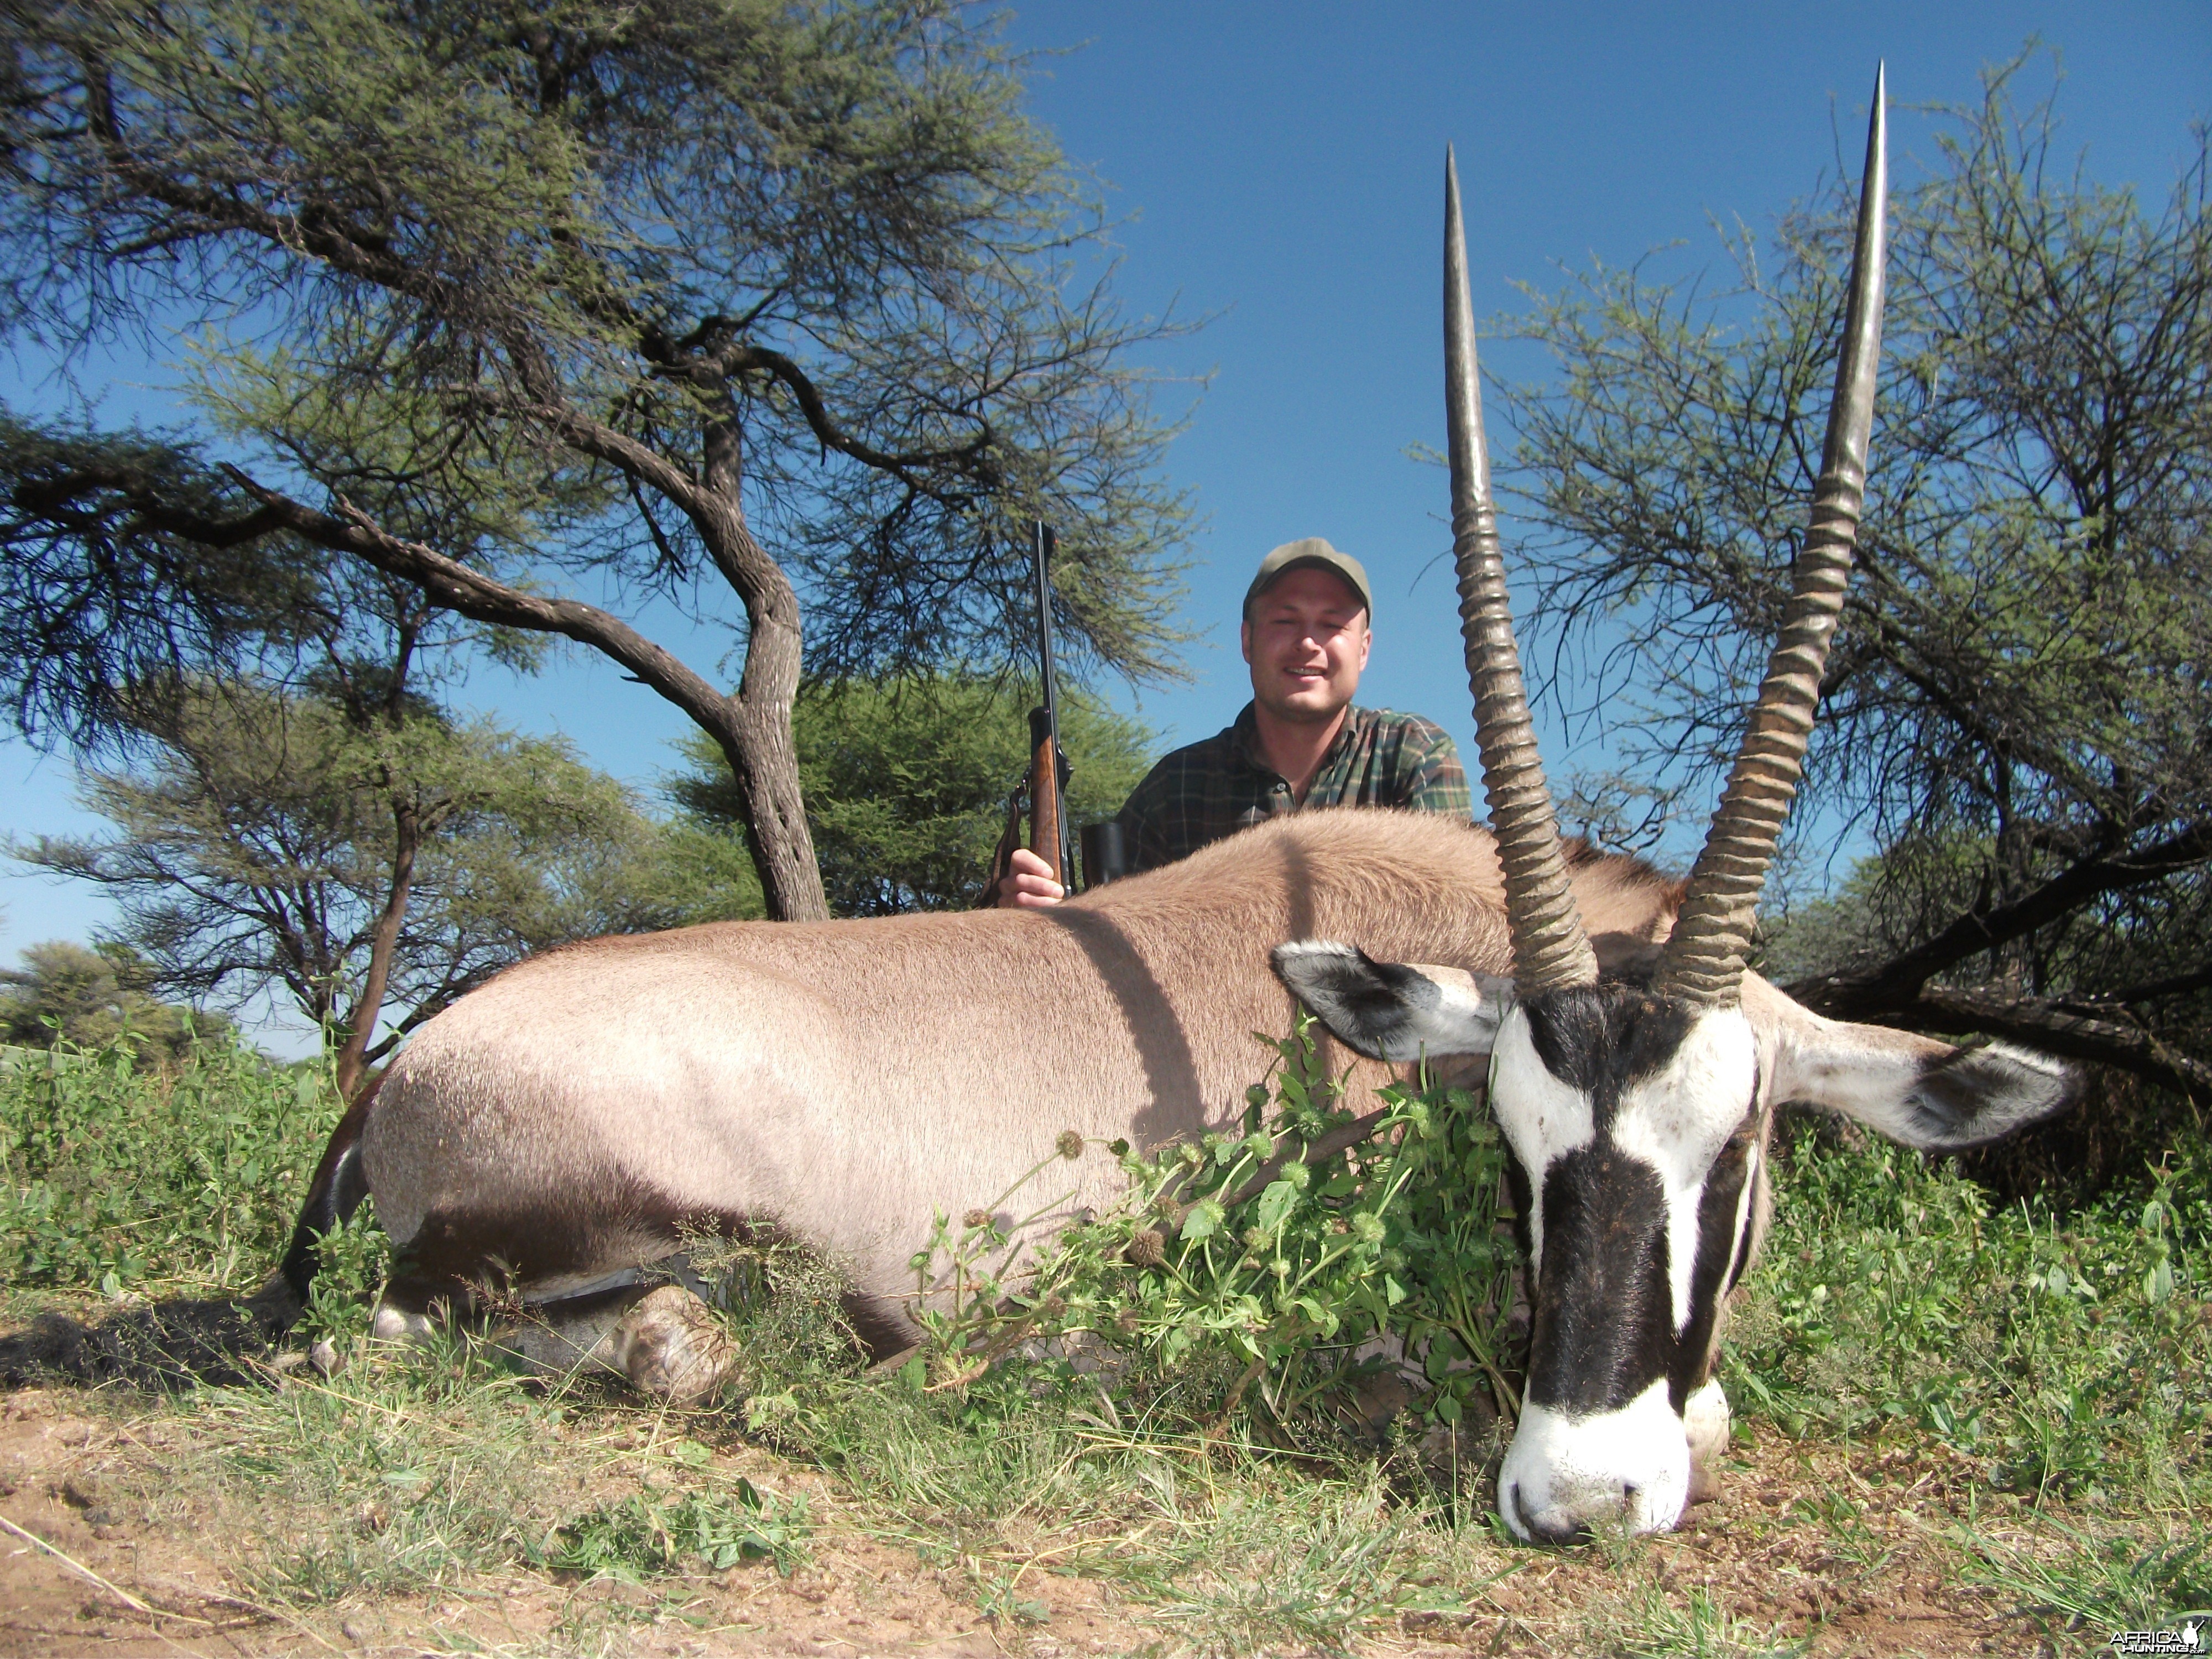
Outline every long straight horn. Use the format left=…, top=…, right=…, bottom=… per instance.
left=1654, top=66, right=1889, bottom=1007
left=1444, top=146, right=1598, bottom=993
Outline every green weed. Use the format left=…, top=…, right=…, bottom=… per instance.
left=542, top=1479, right=810, bottom=1580
left=1730, top=1123, right=2211, bottom=1506
left=205, top=1333, right=572, bottom=1601
left=1614, top=1581, right=1808, bottom=1658
left=1133, top=1480, right=1461, bottom=1655
left=0, top=1029, right=338, bottom=1296
left=1953, top=1514, right=2212, bottom=1642
left=301, top=1197, right=394, bottom=1344
left=905, top=1014, right=1521, bottom=1444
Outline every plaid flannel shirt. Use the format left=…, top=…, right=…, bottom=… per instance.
left=1117, top=702, right=1470, bottom=875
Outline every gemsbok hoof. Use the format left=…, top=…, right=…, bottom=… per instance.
left=370, top=1302, right=434, bottom=1344
left=608, top=1285, right=735, bottom=1405
left=1683, top=1379, right=1731, bottom=1505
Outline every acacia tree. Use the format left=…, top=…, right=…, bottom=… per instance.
left=8, top=507, right=758, bottom=1098
left=0, top=0, right=1191, bottom=920
left=0, top=941, right=231, bottom=1066
left=1499, top=60, right=2211, bottom=1100
left=670, top=671, right=1155, bottom=914
left=14, top=679, right=759, bottom=1098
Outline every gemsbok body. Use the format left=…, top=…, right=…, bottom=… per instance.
left=278, top=808, right=1680, bottom=1353
left=1274, top=68, right=2072, bottom=1543
left=276, top=67, right=2072, bottom=1545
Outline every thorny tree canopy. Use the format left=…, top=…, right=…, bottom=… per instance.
left=13, top=679, right=761, bottom=1092
left=669, top=670, right=1154, bottom=916
left=0, top=0, right=1193, bottom=919
left=1498, top=58, right=2211, bottom=1100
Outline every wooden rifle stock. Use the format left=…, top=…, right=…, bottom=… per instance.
left=1027, top=520, right=1068, bottom=884
left=1029, top=705, right=1063, bottom=885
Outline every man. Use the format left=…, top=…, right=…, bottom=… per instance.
left=991, top=537, right=1470, bottom=907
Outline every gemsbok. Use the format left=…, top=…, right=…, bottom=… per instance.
left=273, top=68, right=2070, bottom=1543
left=1274, top=68, right=2072, bottom=1541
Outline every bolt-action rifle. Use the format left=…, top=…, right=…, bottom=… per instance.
left=984, top=521, right=1072, bottom=899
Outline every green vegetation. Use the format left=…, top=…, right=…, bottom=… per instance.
left=671, top=671, right=1156, bottom=914
left=3, top=1023, right=2204, bottom=1652
left=0, top=940, right=232, bottom=1067
left=203, top=1329, right=587, bottom=1604
left=544, top=1479, right=812, bottom=1582
left=901, top=1018, right=1518, bottom=1444
left=0, top=1029, right=333, bottom=1297
left=1733, top=1120, right=2210, bottom=1510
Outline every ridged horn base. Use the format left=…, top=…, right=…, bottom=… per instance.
left=1455, top=501, right=1600, bottom=993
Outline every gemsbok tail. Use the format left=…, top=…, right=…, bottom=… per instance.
left=272, top=1076, right=382, bottom=1321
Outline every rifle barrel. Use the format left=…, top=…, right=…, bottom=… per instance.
left=1030, top=521, right=1066, bottom=883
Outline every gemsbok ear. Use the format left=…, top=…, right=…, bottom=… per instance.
left=1744, top=977, right=2077, bottom=1151
left=1271, top=941, right=1512, bottom=1062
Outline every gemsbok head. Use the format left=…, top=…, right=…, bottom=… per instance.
left=1274, top=70, right=2074, bottom=1542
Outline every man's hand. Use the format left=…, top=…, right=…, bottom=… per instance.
left=989, top=847, right=1065, bottom=908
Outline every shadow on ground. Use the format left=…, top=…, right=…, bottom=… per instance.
left=0, top=1284, right=294, bottom=1390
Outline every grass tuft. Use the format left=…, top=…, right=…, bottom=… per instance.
left=1731, top=1122, right=2210, bottom=1507
left=1952, top=1514, right=2212, bottom=1641
left=542, top=1479, right=811, bottom=1581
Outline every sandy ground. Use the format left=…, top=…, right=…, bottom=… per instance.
left=0, top=1384, right=2078, bottom=1658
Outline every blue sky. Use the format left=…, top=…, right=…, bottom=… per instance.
left=3, top=1, right=2206, bottom=1045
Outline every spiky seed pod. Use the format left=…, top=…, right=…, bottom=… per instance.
left=1056, top=1129, right=1085, bottom=1161
left=1125, top=1229, right=1167, bottom=1268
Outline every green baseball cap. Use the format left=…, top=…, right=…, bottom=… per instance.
left=1242, top=537, right=1374, bottom=622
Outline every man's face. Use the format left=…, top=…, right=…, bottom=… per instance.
left=1241, top=566, right=1371, bottom=725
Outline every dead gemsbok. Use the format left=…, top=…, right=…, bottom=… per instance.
left=274, top=807, right=1687, bottom=1383
left=1273, top=69, right=2072, bottom=1541
left=270, top=72, right=2068, bottom=1541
